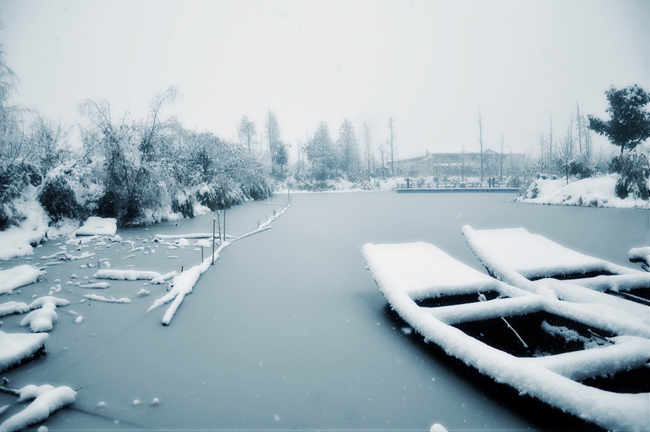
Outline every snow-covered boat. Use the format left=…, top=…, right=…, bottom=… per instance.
left=362, top=242, right=650, bottom=431
left=462, top=226, right=650, bottom=329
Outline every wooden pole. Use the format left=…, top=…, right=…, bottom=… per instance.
left=212, top=219, right=216, bottom=265
left=217, top=211, right=221, bottom=244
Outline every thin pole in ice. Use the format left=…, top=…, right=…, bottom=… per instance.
left=212, top=219, right=216, bottom=266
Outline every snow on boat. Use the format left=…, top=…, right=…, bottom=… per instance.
left=462, top=226, right=650, bottom=327
left=362, top=242, right=650, bottom=432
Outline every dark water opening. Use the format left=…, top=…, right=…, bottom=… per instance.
left=579, top=366, right=650, bottom=393
left=381, top=305, right=604, bottom=431
left=414, top=290, right=502, bottom=307
left=528, top=270, right=616, bottom=281
left=452, top=311, right=615, bottom=357
left=607, top=288, right=650, bottom=304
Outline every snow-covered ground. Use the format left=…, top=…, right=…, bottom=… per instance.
left=517, top=174, right=650, bottom=209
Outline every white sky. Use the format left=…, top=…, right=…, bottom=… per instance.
left=1, top=0, right=649, bottom=160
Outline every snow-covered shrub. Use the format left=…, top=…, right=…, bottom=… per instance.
left=610, top=152, right=649, bottom=199
left=568, top=157, right=593, bottom=179
left=38, top=164, right=102, bottom=223
left=0, top=162, right=43, bottom=230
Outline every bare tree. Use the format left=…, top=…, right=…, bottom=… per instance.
left=556, top=115, right=575, bottom=184
left=378, top=140, right=386, bottom=171
left=238, top=115, right=256, bottom=152
left=548, top=113, right=554, bottom=167
left=265, top=110, right=281, bottom=174
left=363, top=123, right=373, bottom=177
left=388, top=117, right=396, bottom=176
left=478, top=108, right=484, bottom=181
left=500, top=135, right=505, bottom=180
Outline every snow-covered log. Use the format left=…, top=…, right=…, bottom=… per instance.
left=19, top=297, right=69, bottom=333
left=0, top=385, right=76, bottom=432
left=93, top=269, right=161, bottom=281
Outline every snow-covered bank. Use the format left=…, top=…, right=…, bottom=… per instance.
left=517, top=174, right=649, bottom=209
left=0, top=195, right=49, bottom=261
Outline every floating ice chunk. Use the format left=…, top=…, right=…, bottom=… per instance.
left=151, top=398, right=159, bottom=405
left=0, top=385, right=76, bottom=432
left=83, top=294, right=131, bottom=304
left=65, top=235, right=98, bottom=245
left=74, top=316, right=83, bottom=324
left=20, top=297, right=69, bottom=332
left=137, top=289, right=150, bottom=297
left=430, top=424, right=448, bottom=432
left=62, top=252, right=95, bottom=261
left=97, top=401, right=106, bottom=407
left=0, top=301, right=29, bottom=318
left=0, top=331, right=48, bottom=373
left=0, top=266, right=43, bottom=295
left=132, top=399, right=140, bottom=406
left=93, top=270, right=161, bottom=281
left=40, top=251, right=66, bottom=260
left=74, top=217, right=117, bottom=237
left=78, top=282, right=110, bottom=289
left=38, top=426, right=47, bottom=432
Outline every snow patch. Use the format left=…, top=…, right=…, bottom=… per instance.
left=74, top=217, right=117, bottom=236
left=0, top=266, right=44, bottom=295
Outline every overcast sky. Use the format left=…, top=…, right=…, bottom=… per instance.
left=1, top=0, right=648, bottom=160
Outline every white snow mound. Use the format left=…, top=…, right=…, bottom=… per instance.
left=0, top=266, right=43, bottom=295
left=74, top=217, right=117, bottom=236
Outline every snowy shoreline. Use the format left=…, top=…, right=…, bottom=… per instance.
left=516, top=174, right=649, bottom=209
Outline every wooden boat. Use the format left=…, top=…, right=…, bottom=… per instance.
left=362, top=242, right=649, bottom=431
left=462, top=226, right=650, bottom=327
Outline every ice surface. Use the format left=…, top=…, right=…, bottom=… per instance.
left=74, top=217, right=117, bottom=236
left=0, top=266, right=44, bottom=295
left=0, top=385, right=76, bottom=432
left=0, top=331, right=48, bottom=372
left=362, top=241, right=650, bottom=431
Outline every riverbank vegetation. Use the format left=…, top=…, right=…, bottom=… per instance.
left=0, top=52, right=271, bottom=231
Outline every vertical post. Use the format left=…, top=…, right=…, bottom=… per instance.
left=212, top=219, right=216, bottom=265
left=287, top=188, right=290, bottom=206
left=217, top=211, right=221, bottom=244
left=201, top=246, right=204, bottom=262
left=223, top=205, right=226, bottom=242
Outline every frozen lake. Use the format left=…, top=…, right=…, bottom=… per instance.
left=1, top=192, right=646, bottom=431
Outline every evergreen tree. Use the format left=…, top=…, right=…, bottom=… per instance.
left=588, top=85, right=650, bottom=154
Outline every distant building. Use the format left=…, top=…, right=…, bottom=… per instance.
left=375, top=166, right=390, bottom=178
left=394, top=147, right=527, bottom=178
